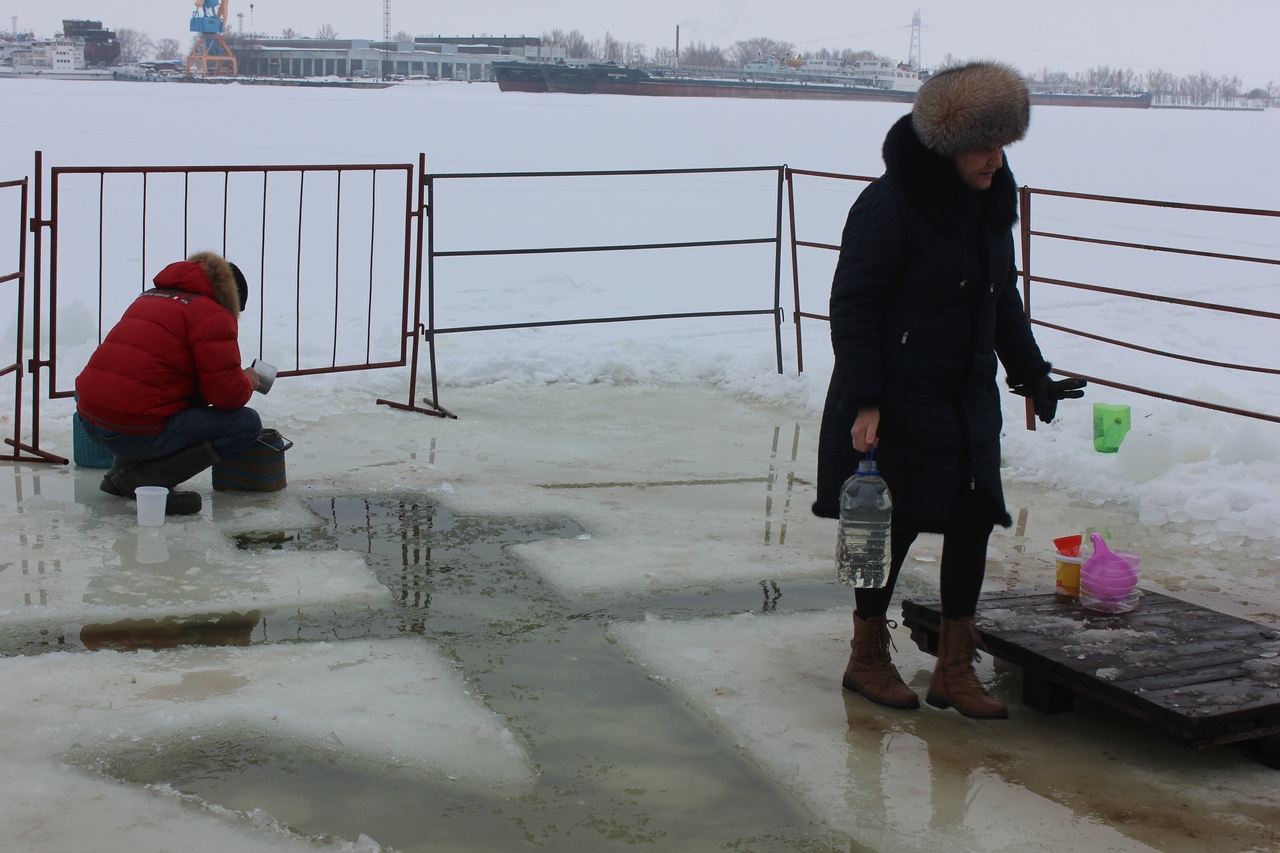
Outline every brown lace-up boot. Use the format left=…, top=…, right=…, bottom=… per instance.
left=842, top=612, right=920, bottom=710
left=925, top=616, right=1008, bottom=719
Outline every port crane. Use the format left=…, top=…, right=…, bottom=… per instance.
left=186, top=0, right=238, bottom=77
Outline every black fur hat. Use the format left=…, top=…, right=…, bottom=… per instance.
left=912, top=61, right=1030, bottom=157
left=229, top=262, right=248, bottom=312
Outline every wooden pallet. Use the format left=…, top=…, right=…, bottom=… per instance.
left=901, top=588, right=1280, bottom=766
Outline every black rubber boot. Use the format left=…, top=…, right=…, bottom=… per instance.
left=107, top=442, right=221, bottom=516
left=100, top=455, right=140, bottom=497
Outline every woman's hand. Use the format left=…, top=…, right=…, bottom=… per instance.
left=851, top=406, right=880, bottom=453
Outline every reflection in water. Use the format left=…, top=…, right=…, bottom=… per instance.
left=764, top=424, right=802, bottom=545
left=760, top=579, right=783, bottom=612
left=842, top=695, right=986, bottom=851
left=80, top=611, right=262, bottom=651
left=96, top=496, right=847, bottom=852
left=135, top=528, right=170, bottom=564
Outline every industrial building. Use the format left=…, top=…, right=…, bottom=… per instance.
left=236, top=36, right=565, bottom=81
left=60, top=19, right=120, bottom=67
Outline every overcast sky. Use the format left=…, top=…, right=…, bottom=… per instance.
left=6, top=0, right=1277, bottom=85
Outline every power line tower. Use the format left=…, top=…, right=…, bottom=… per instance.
left=187, top=0, right=238, bottom=77
left=378, top=0, right=389, bottom=79
left=908, top=9, right=922, bottom=71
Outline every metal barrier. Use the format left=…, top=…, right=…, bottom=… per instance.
left=17, top=153, right=424, bottom=461
left=414, top=165, right=787, bottom=416
left=8, top=154, right=1275, bottom=461
left=785, top=166, right=1280, bottom=428
left=1018, top=186, right=1280, bottom=429
left=0, top=174, right=55, bottom=462
left=784, top=167, right=874, bottom=373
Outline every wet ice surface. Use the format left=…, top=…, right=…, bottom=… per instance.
left=4, top=381, right=1280, bottom=852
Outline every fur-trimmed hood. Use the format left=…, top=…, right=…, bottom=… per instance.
left=186, top=250, right=242, bottom=319
left=882, top=112, right=1019, bottom=234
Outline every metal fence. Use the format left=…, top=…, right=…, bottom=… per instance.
left=1017, top=186, right=1280, bottom=428
left=414, top=164, right=788, bottom=417
left=6, top=153, right=1277, bottom=465
left=39, top=155, right=417, bottom=393
left=784, top=167, right=1280, bottom=428
left=0, top=175, right=46, bottom=462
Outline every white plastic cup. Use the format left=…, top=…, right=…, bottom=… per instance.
left=135, top=486, right=168, bottom=527
left=251, top=359, right=277, bottom=394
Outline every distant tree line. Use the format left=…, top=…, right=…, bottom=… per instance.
left=97, top=22, right=1279, bottom=106
left=1026, top=63, right=1274, bottom=106
left=539, top=30, right=886, bottom=71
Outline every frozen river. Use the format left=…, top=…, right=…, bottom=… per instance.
left=3, top=378, right=1279, bottom=852
left=2, top=76, right=1279, bottom=852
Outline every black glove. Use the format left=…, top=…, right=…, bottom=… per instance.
left=1010, top=374, right=1087, bottom=424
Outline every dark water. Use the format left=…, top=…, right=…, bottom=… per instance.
left=76, top=495, right=861, bottom=852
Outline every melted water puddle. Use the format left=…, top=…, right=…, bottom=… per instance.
left=78, top=495, right=851, bottom=852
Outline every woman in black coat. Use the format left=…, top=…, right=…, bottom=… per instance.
left=813, top=62, right=1085, bottom=719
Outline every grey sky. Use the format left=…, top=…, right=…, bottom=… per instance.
left=6, top=0, right=1277, bottom=85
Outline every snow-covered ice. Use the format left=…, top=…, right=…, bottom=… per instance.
left=1, top=78, right=1279, bottom=851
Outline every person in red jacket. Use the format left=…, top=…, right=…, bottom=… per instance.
left=76, top=251, right=262, bottom=515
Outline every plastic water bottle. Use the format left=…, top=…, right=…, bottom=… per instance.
left=836, top=454, right=892, bottom=588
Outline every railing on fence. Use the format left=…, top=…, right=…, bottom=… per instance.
left=1018, top=186, right=1280, bottom=429
left=784, top=166, right=1280, bottom=430
left=43, top=157, right=417, bottom=393
left=7, top=155, right=1277, bottom=465
left=13, top=152, right=426, bottom=461
left=414, top=165, right=787, bottom=417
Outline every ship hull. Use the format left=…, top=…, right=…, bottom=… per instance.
left=492, top=63, right=1152, bottom=109
left=492, top=62, right=550, bottom=93
left=597, top=76, right=917, bottom=103
left=1029, top=92, right=1153, bottom=108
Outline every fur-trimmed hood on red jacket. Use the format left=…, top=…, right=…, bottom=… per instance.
left=75, top=251, right=253, bottom=433
left=181, top=250, right=244, bottom=319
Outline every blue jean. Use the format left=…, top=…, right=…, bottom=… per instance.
left=80, top=406, right=262, bottom=462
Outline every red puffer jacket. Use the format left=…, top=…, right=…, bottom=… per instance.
left=75, top=251, right=253, bottom=434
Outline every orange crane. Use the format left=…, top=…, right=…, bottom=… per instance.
left=186, top=0, right=238, bottom=77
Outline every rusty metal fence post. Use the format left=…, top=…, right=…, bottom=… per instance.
left=782, top=167, right=877, bottom=375
left=377, top=153, right=453, bottom=418
left=1018, top=185, right=1037, bottom=431
left=4, top=152, right=67, bottom=463
left=0, top=168, right=59, bottom=462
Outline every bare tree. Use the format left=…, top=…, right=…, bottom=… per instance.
left=837, top=48, right=882, bottom=66
left=563, top=30, right=593, bottom=59
left=1144, top=68, right=1177, bottom=103
left=599, top=32, right=622, bottom=64
left=315, top=24, right=338, bottom=40
left=116, top=29, right=155, bottom=64
left=622, top=41, right=649, bottom=66
left=280, top=28, right=298, bottom=39
left=679, top=41, right=730, bottom=69
left=652, top=46, right=676, bottom=67
left=730, top=37, right=795, bottom=66
left=393, top=30, right=414, bottom=43
left=154, top=38, right=181, bottom=61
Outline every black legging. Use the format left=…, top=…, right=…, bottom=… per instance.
left=854, top=491, right=996, bottom=621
